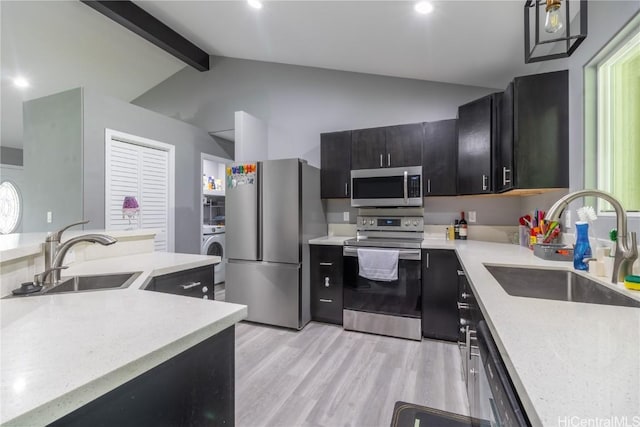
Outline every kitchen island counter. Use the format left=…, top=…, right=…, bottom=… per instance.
left=1, top=252, right=246, bottom=426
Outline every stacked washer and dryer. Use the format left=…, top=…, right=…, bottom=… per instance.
left=201, top=225, right=225, bottom=284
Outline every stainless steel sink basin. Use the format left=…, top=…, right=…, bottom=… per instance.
left=484, top=265, right=640, bottom=308
left=45, top=272, right=142, bottom=294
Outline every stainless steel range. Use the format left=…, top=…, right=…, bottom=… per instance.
left=343, top=215, right=423, bottom=340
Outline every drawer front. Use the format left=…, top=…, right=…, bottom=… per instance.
left=312, top=297, right=343, bottom=325
left=314, top=247, right=343, bottom=282
left=151, top=266, right=214, bottom=300
left=314, top=271, right=343, bottom=303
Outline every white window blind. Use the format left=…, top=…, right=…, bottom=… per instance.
left=106, top=139, right=169, bottom=251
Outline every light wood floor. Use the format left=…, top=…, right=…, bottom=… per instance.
left=234, top=321, right=469, bottom=427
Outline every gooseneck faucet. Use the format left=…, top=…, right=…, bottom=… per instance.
left=43, top=220, right=117, bottom=285
left=546, top=189, right=638, bottom=284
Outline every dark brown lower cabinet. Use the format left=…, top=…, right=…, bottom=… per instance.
left=310, top=245, right=343, bottom=325
left=49, top=326, right=235, bottom=427
left=422, top=249, right=460, bottom=341
left=146, top=265, right=214, bottom=300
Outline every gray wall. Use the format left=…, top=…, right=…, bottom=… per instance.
left=133, top=56, right=498, bottom=168
left=524, top=2, right=640, bottom=239
left=134, top=55, right=534, bottom=226
left=82, top=88, right=230, bottom=254
left=22, top=88, right=83, bottom=232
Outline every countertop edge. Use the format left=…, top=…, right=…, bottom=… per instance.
left=455, top=257, right=544, bottom=426
left=3, top=304, right=247, bottom=426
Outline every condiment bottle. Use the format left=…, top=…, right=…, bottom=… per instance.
left=459, top=212, right=468, bottom=240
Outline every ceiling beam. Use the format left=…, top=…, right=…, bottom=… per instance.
left=81, top=0, right=210, bottom=71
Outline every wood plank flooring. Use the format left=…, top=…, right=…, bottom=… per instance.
left=215, top=283, right=469, bottom=426
left=234, top=321, right=469, bottom=427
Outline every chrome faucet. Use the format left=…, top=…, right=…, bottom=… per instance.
left=43, top=220, right=117, bottom=285
left=547, top=189, right=638, bottom=283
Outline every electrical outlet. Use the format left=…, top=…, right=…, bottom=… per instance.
left=468, top=211, right=477, bottom=223
left=564, top=210, right=572, bottom=229
left=343, top=211, right=350, bottom=222
left=47, top=211, right=52, bottom=223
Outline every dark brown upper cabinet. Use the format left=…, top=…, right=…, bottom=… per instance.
left=496, top=70, right=569, bottom=192
left=423, top=119, right=458, bottom=196
left=351, top=123, right=423, bottom=170
left=385, top=123, right=424, bottom=168
left=351, top=127, right=386, bottom=169
left=457, top=94, right=500, bottom=195
left=320, top=130, right=352, bottom=199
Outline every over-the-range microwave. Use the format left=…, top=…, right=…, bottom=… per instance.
left=351, top=166, right=422, bottom=207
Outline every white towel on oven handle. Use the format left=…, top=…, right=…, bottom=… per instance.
left=357, top=248, right=399, bottom=281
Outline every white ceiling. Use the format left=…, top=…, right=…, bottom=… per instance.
left=1, top=0, right=548, bottom=150
left=135, top=0, right=539, bottom=89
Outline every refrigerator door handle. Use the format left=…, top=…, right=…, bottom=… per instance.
left=257, top=162, right=263, bottom=260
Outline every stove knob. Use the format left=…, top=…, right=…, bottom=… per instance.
left=405, top=220, right=410, bottom=226
left=361, top=218, right=366, bottom=225
left=413, top=220, right=419, bottom=226
left=369, top=219, right=375, bottom=226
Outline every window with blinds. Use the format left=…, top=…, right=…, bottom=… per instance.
left=106, top=138, right=169, bottom=251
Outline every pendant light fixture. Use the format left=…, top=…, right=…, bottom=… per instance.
left=524, top=0, right=588, bottom=63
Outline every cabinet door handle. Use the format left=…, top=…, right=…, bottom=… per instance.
left=319, top=262, right=333, bottom=266
left=344, top=182, right=348, bottom=196
left=425, top=252, right=430, bottom=269
left=387, top=153, right=391, bottom=167
left=457, top=270, right=465, bottom=276
left=427, top=178, right=431, bottom=193
left=403, top=171, right=408, bottom=204
left=457, top=302, right=470, bottom=310
left=324, top=277, right=330, bottom=287
left=380, top=154, right=383, bottom=167
left=319, top=298, right=333, bottom=303
left=482, top=174, right=488, bottom=191
left=502, top=167, right=511, bottom=185
left=180, top=281, right=201, bottom=290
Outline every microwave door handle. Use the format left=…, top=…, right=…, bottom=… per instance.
left=403, top=171, right=408, bottom=205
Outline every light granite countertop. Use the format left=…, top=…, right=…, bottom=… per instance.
left=308, top=235, right=353, bottom=245
left=0, top=252, right=247, bottom=426
left=308, top=235, right=640, bottom=425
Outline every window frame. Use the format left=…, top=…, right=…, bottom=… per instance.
left=585, top=11, right=640, bottom=217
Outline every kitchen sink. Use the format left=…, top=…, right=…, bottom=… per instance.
left=484, top=265, right=640, bottom=308
left=45, top=272, right=142, bottom=294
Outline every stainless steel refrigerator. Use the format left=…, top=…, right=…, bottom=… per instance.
left=225, top=158, right=326, bottom=329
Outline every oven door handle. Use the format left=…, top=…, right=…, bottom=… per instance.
left=343, top=246, right=421, bottom=260
left=403, top=170, right=408, bottom=205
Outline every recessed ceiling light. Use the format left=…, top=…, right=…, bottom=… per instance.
left=13, top=76, right=29, bottom=88
left=247, top=0, right=263, bottom=10
left=414, top=1, right=434, bottom=15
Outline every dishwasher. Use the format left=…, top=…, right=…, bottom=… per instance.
left=475, top=320, right=530, bottom=426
